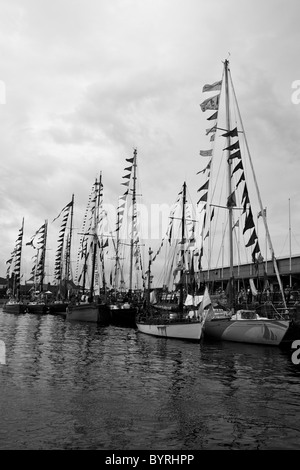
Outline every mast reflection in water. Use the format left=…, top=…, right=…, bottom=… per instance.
left=0, top=308, right=299, bottom=450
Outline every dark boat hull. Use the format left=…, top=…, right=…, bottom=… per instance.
left=66, top=302, right=111, bottom=325
left=26, top=303, right=48, bottom=314
left=47, top=302, right=68, bottom=315
left=2, top=302, right=27, bottom=314
left=109, top=306, right=138, bottom=327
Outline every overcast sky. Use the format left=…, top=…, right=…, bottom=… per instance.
left=1, top=0, right=300, bottom=284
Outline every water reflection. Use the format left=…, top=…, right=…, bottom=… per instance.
left=0, top=309, right=300, bottom=450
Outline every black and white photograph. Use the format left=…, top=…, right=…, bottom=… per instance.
left=0, top=0, right=300, bottom=454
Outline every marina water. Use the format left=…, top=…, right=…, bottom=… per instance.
left=0, top=308, right=299, bottom=450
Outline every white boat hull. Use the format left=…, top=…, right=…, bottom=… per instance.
left=136, top=320, right=203, bottom=341
left=203, top=318, right=290, bottom=346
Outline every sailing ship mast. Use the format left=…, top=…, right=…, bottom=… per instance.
left=64, top=194, right=74, bottom=292
left=54, top=194, right=74, bottom=298
left=113, top=148, right=143, bottom=294
left=40, top=220, right=48, bottom=293
left=147, top=246, right=153, bottom=306
left=31, top=219, right=48, bottom=294
left=6, top=218, right=24, bottom=299
left=98, top=171, right=107, bottom=299
left=178, top=181, right=187, bottom=311
left=18, top=218, right=24, bottom=299
left=129, top=148, right=137, bottom=293
left=224, top=59, right=235, bottom=307
left=90, top=175, right=101, bottom=301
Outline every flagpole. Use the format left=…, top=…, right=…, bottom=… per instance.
left=224, top=59, right=235, bottom=307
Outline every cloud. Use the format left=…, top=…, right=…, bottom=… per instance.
left=1, top=0, right=300, bottom=286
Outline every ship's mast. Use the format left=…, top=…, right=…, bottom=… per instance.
left=129, top=148, right=137, bottom=292
left=39, top=220, right=48, bottom=293
left=90, top=177, right=99, bottom=300
left=179, top=181, right=186, bottom=311
left=224, top=59, right=235, bottom=307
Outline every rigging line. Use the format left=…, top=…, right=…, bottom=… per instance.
left=232, top=222, right=243, bottom=271
left=210, top=204, right=243, bottom=210
left=214, top=217, right=228, bottom=269
left=229, top=69, right=287, bottom=310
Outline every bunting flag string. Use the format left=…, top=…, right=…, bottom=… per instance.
left=75, top=185, right=95, bottom=284
left=6, top=221, right=24, bottom=282
left=52, top=200, right=73, bottom=223
left=26, top=223, right=46, bottom=248
left=54, top=210, right=71, bottom=281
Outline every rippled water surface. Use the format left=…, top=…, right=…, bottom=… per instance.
left=0, top=308, right=300, bottom=450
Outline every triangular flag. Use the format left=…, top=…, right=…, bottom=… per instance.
left=207, top=111, right=218, bottom=121
left=222, top=127, right=238, bottom=138
left=224, top=140, right=240, bottom=151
